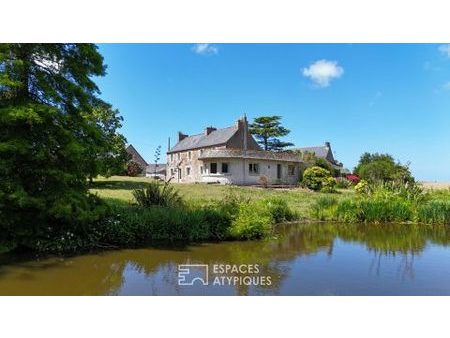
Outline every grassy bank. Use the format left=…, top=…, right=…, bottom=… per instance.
left=21, top=177, right=303, bottom=252
left=7, top=176, right=447, bottom=254
left=91, top=177, right=450, bottom=226
left=90, top=176, right=353, bottom=219
left=311, top=185, right=450, bottom=225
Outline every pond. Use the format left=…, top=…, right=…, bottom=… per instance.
left=1, top=223, right=450, bottom=295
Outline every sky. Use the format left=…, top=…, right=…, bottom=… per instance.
left=95, top=44, right=450, bottom=181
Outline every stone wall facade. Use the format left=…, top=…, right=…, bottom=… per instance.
left=166, top=116, right=303, bottom=185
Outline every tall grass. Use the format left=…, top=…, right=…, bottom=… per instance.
left=229, top=197, right=296, bottom=240
left=311, top=196, right=338, bottom=221
left=417, top=201, right=450, bottom=225
left=310, top=185, right=450, bottom=225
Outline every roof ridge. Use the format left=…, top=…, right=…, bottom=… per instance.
left=183, top=125, right=237, bottom=138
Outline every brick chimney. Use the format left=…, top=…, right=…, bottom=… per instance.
left=205, top=126, right=216, bottom=136
left=178, top=132, right=188, bottom=142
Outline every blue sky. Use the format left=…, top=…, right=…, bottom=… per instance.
left=96, top=44, right=450, bottom=181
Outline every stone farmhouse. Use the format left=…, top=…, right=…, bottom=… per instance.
left=166, top=116, right=303, bottom=185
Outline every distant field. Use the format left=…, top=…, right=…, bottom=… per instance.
left=420, top=182, right=450, bottom=190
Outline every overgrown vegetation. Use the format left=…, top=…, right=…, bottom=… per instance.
left=27, top=188, right=297, bottom=253
left=311, top=181, right=450, bottom=225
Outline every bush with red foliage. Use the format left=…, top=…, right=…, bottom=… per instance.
left=346, top=174, right=360, bottom=184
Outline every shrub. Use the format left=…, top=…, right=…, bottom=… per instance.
left=335, top=177, right=352, bottom=189
left=355, top=179, right=370, bottom=194
left=302, top=166, right=333, bottom=191
left=354, top=152, right=414, bottom=184
left=313, top=157, right=339, bottom=176
left=321, top=177, right=337, bottom=193
left=346, top=174, right=360, bottom=184
left=133, top=180, right=182, bottom=208
left=127, top=160, right=144, bottom=176
left=259, top=175, right=269, bottom=188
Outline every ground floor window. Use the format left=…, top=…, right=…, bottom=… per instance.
left=186, top=167, right=191, bottom=176
left=249, top=163, right=259, bottom=174
left=288, top=165, right=296, bottom=176
left=210, top=162, right=217, bottom=174
left=221, top=162, right=229, bottom=173
left=200, top=166, right=203, bottom=174
left=170, top=168, right=174, bottom=176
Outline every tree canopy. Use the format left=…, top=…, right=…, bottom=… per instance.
left=354, top=152, right=414, bottom=184
left=249, top=115, right=294, bottom=151
left=0, top=43, right=128, bottom=248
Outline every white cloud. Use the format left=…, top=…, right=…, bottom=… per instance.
left=302, top=59, right=344, bottom=88
left=191, top=43, right=218, bottom=55
left=438, top=44, right=450, bottom=58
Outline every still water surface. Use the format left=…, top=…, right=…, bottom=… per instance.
left=1, top=223, right=450, bottom=295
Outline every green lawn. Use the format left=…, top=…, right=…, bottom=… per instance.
left=90, top=176, right=354, bottom=219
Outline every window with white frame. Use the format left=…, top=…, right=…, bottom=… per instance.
left=186, top=167, right=191, bottom=176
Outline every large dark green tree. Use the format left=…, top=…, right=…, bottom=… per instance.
left=0, top=44, right=127, bottom=248
left=249, top=115, right=294, bottom=151
left=354, top=152, right=414, bottom=183
left=84, top=100, right=130, bottom=182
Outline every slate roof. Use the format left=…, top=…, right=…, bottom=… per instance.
left=146, top=164, right=167, bottom=174
left=167, top=126, right=238, bottom=153
left=126, top=144, right=148, bottom=166
left=296, top=146, right=330, bottom=159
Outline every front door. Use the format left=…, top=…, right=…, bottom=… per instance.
left=277, top=164, right=282, bottom=179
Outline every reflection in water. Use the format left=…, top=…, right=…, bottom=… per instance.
left=0, top=223, right=450, bottom=295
